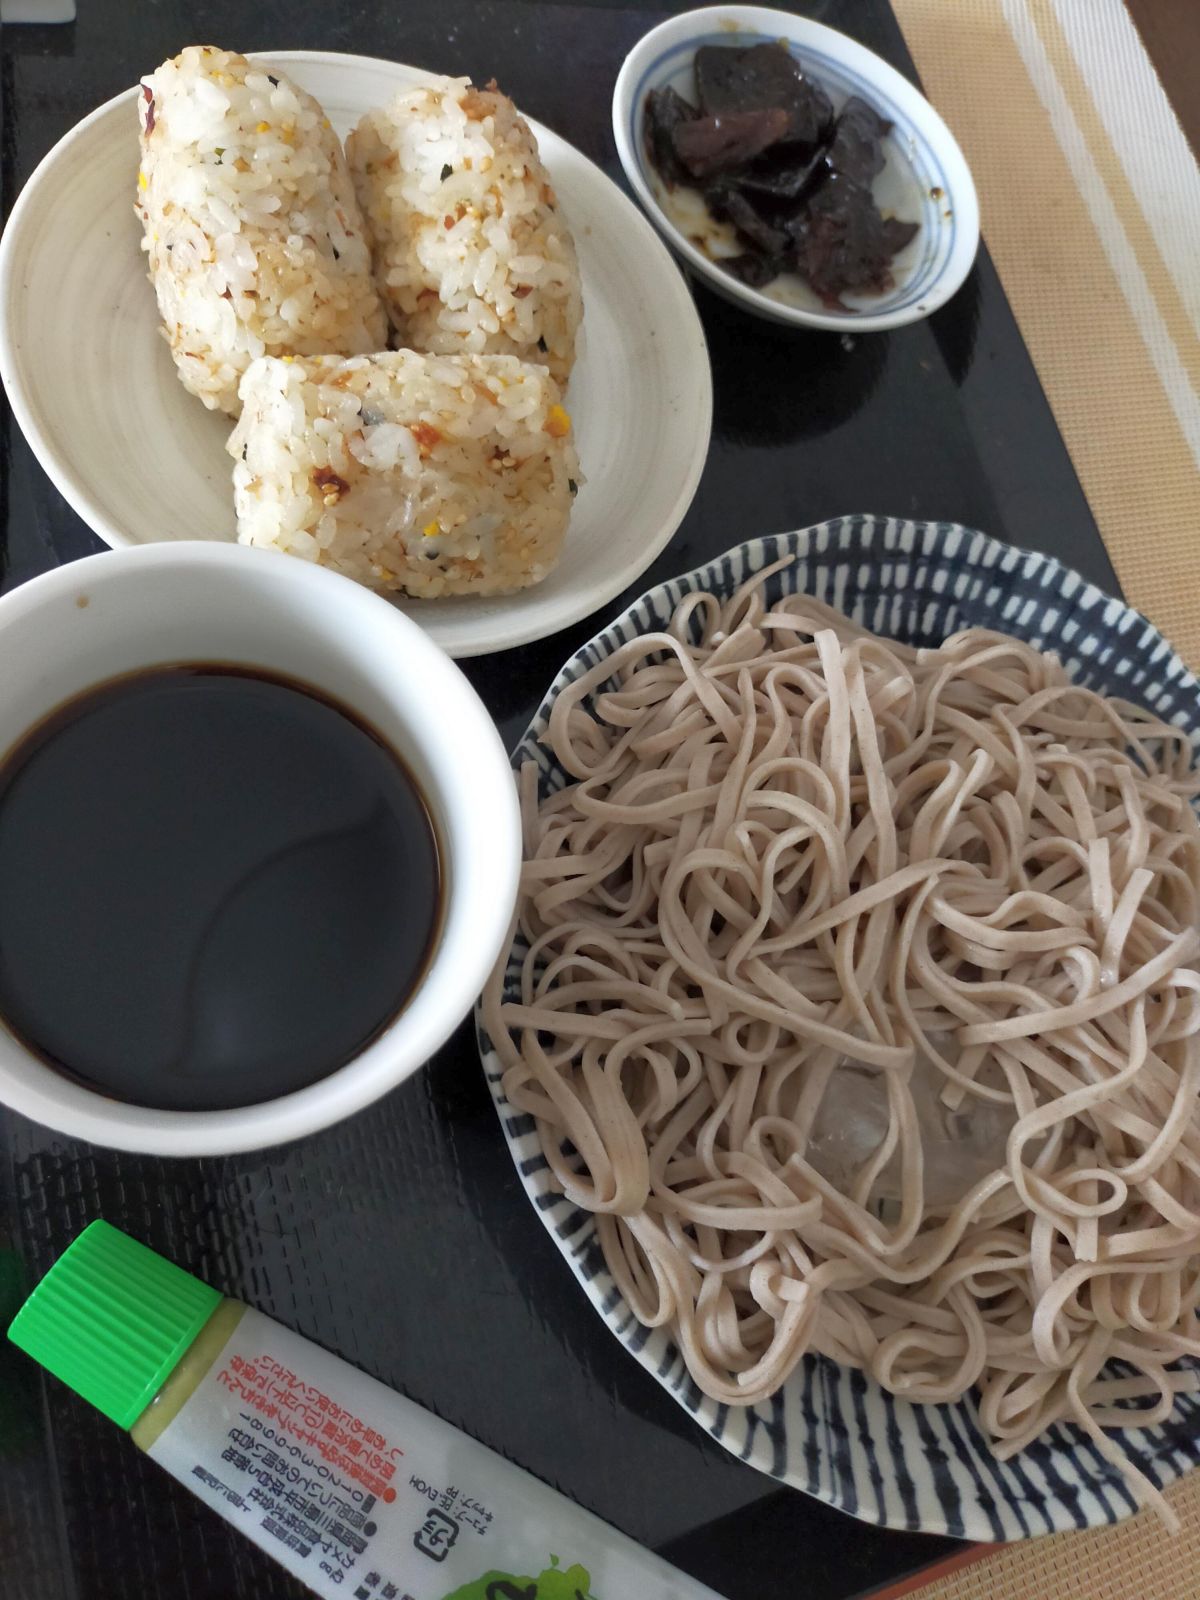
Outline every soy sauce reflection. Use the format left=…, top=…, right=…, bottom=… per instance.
left=0, top=666, right=442, bottom=1111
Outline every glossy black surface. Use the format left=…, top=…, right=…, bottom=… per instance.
left=0, top=4, right=1114, bottom=1599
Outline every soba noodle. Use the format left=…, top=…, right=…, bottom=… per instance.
left=482, top=559, right=1200, bottom=1526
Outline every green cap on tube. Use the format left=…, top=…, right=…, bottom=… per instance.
left=6, top=1220, right=222, bottom=1429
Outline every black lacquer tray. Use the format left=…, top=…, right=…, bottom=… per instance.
left=0, top=4, right=1114, bottom=1597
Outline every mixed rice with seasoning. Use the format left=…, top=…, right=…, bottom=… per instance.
left=138, top=48, right=584, bottom=598
left=137, top=46, right=386, bottom=416
left=348, top=76, right=582, bottom=389
left=229, top=350, right=579, bottom=597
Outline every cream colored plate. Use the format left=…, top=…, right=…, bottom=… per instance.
left=0, top=50, right=712, bottom=657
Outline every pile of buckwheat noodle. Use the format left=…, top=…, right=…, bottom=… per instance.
left=483, top=557, right=1200, bottom=1527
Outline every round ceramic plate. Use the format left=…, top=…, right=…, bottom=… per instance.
left=0, top=51, right=712, bottom=658
left=477, top=515, right=1200, bottom=1540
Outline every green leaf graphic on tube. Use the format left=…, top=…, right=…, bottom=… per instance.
left=442, top=1560, right=596, bottom=1599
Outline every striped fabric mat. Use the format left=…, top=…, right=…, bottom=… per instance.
left=895, top=1472, right=1200, bottom=1600
left=892, top=0, right=1200, bottom=667
left=875, top=2, right=1200, bottom=1592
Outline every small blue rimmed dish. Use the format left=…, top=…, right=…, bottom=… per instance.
left=613, top=6, right=981, bottom=331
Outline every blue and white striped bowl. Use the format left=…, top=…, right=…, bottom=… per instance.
left=477, top=517, right=1200, bottom=1539
left=613, top=6, right=980, bottom=331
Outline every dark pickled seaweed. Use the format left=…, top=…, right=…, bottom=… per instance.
left=643, top=40, right=919, bottom=304
left=705, top=184, right=790, bottom=256
left=790, top=178, right=909, bottom=301
left=672, top=108, right=790, bottom=181
left=710, top=184, right=793, bottom=256
left=726, top=251, right=789, bottom=290
left=823, top=96, right=891, bottom=186
left=736, top=144, right=827, bottom=203
left=694, top=42, right=832, bottom=147
left=644, top=85, right=700, bottom=188
left=882, top=216, right=920, bottom=256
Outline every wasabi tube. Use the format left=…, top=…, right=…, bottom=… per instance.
left=9, top=1221, right=727, bottom=1600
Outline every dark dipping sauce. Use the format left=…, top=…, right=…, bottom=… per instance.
left=645, top=41, right=919, bottom=304
left=0, top=666, right=441, bottom=1111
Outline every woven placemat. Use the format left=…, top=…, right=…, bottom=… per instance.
left=876, top=2, right=1199, bottom=1588
left=900, top=1472, right=1200, bottom=1600
left=891, top=0, right=1200, bottom=667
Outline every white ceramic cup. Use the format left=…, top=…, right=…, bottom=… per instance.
left=0, top=543, right=521, bottom=1155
